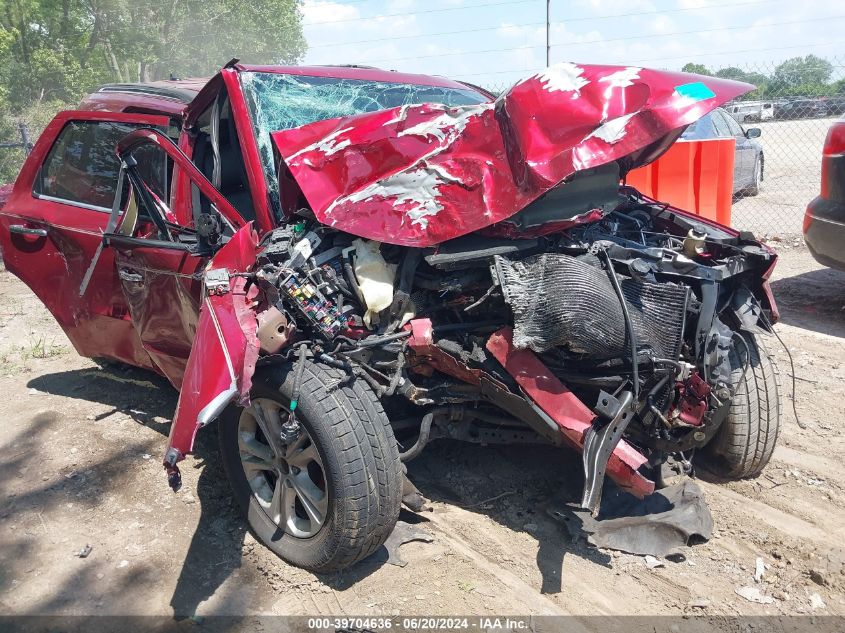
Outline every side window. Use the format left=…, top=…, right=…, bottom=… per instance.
left=131, top=142, right=172, bottom=207
left=711, top=112, right=732, bottom=138
left=683, top=114, right=715, bottom=139
left=34, top=120, right=168, bottom=211
left=724, top=115, right=744, bottom=137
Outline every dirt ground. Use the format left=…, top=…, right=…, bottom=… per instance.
left=0, top=243, right=844, bottom=621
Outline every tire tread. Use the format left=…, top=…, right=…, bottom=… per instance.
left=219, top=360, right=402, bottom=572
left=702, top=331, right=781, bottom=479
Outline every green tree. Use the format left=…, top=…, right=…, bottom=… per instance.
left=117, top=0, right=308, bottom=82
left=682, top=62, right=710, bottom=75
left=712, top=67, right=770, bottom=100
left=1, top=0, right=306, bottom=102
left=714, top=67, right=745, bottom=80
left=768, top=55, right=834, bottom=96
left=0, top=0, right=307, bottom=182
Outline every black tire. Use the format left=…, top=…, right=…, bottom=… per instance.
left=746, top=155, right=762, bottom=196
left=699, top=331, right=781, bottom=479
left=219, top=361, right=402, bottom=572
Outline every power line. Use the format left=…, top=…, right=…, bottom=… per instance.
left=552, top=14, right=845, bottom=50
left=369, top=44, right=541, bottom=65
left=553, top=0, right=778, bottom=24
left=623, top=39, right=845, bottom=65
left=308, top=20, right=547, bottom=49
left=304, top=0, right=778, bottom=30
left=302, top=0, right=535, bottom=26
left=449, top=39, right=845, bottom=81
left=353, top=14, right=844, bottom=66
left=455, top=67, right=538, bottom=79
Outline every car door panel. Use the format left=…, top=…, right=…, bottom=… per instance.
left=103, top=127, right=247, bottom=391
left=162, top=224, right=260, bottom=488
left=0, top=111, right=169, bottom=368
left=107, top=237, right=205, bottom=388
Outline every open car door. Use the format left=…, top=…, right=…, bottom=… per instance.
left=104, top=128, right=259, bottom=488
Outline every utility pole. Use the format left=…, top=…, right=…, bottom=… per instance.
left=545, top=0, right=550, bottom=67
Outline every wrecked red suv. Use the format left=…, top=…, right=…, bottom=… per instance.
left=0, top=61, right=781, bottom=572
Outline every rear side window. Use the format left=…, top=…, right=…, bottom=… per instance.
left=681, top=114, right=716, bottom=140
left=34, top=120, right=167, bottom=211
left=711, top=112, right=733, bottom=138
left=724, top=115, right=744, bottom=137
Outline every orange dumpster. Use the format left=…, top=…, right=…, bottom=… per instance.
left=626, top=138, right=735, bottom=226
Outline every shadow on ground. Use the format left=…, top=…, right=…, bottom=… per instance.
left=405, top=440, right=613, bottom=595
left=22, top=364, right=625, bottom=601
left=771, top=267, right=845, bottom=338
left=21, top=364, right=248, bottom=618
left=0, top=408, right=162, bottom=613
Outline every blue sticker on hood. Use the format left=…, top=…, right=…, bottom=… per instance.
left=674, top=82, right=716, bottom=101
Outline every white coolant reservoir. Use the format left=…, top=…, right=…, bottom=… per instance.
left=351, top=239, right=397, bottom=327
left=683, top=228, right=707, bottom=258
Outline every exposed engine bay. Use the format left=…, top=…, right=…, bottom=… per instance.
left=246, top=181, right=778, bottom=512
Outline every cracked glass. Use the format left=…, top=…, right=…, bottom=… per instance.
left=240, top=71, right=488, bottom=219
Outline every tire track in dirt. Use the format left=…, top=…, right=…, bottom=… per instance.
left=423, top=509, right=567, bottom=615
left=698, top=481, right=835, bottom=543
left=425, top=504, right=687, bottom=616
left=774, top=446, right=844, bottom=483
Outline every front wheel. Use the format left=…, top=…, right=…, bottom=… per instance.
left=698, top=331, right=781, bottom=479
left=219, top=361, right=402, bottom=572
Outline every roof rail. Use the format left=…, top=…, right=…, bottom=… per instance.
left=97, top=83, right=197, bottom=104
left=313, top=64, right=383, bottom=70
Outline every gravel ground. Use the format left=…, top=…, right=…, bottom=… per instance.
left=732, top=115, right=838, bottom=236
left=0, top=245, right=844, bottom=623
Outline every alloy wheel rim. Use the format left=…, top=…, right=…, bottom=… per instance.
left=238, top=398, right=328, bottom=538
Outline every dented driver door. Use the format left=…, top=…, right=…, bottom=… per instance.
left=105, top=128, right=259, bottom=487
left=103, top=128, right=248, bottom=388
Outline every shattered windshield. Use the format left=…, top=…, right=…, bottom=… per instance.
left=240, top=71, right=489, bottom=219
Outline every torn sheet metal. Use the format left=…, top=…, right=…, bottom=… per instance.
left=486, top=327, right=654, bottom=499
left=164, top=224, right=260, bottom=486
left=271, top=63, right=751, bottom=247
left=406, top=318, right=508, bottom=388
left=548, top=479, right=712, bottom=557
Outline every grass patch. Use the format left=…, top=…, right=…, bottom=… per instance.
left=18, top=335, right=67, bottom=361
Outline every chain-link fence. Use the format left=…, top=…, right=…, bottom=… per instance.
left=721, top=56, right=845, bottom=236
left=484, top=55, right=845, bottom=237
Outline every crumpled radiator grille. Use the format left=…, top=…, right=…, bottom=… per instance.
left=493, top=253, right=689, bottom=360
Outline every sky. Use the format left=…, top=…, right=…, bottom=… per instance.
left=299, top=0, right=845, bottom=90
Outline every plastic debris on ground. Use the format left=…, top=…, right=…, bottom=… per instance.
left=547, top=479, right=712, bottom=558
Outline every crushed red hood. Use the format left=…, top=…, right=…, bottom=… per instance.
left=271, top=63, right=752, bottom=247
